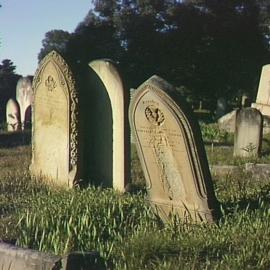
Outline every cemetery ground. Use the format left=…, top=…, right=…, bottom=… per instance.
left=0, top=126, right=270, bottom=269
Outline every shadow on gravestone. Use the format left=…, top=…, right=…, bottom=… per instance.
left=80, top=59, right=130, bottom=192
left=81, top=65, right=113, bottom=188
left=30, top=50, right=80, bottom=187
left=129, top=75, right=221, bottom=223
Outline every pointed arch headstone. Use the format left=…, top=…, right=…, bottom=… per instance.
left=30, top=51, right=80, bottom=186
left=129, top=76, right=220, bottom=223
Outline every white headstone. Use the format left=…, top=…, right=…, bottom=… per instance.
left=16, top=76, right=33, bottom=130
left=6, top=99, right=21, bottom=131
left=252, top=65, right=270, bottom=116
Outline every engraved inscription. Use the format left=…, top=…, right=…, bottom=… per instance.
left=148, top=126, right=185, bottom=201
left=45, top=75, right=56, bottom=92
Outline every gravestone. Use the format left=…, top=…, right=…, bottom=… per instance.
left=252, top=64, right=270, bottom=116
left=16, top=76, right=33, bottom=130
left=6, top=99, right=21, bottom=131
left=216, top=97, right=227, bottom=118
left=234, top=108, right=262, bottom=158
left=30, top=51, right=80, bottom=186
left=83, top=59, right=129, bottom=192
left=218, top=109, right=237, bottom=133
left=129, top=75, right=220, bottom=223
left=241, top=93, right=250, bottom=108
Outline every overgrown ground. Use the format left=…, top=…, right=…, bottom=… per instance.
left=1, top=128, right=270, bottom=269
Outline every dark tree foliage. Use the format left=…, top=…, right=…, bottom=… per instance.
left=0, top=59, right=20, bottom=122
left=38, top=0, right=270, bottom=110
left=38, top=30, right=72, bottom=61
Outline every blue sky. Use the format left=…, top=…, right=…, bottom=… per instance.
left=0, top=1, right=92, bottom=76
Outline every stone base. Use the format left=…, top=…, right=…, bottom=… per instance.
left=251, top=102, right=270, bottom=116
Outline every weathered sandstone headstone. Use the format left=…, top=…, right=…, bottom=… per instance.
left=234, top=108, right=262, bottom=157
left=252, top=64, right=270, bottom=116
left=6, top=99, right=21, bottom=131
left=30, top=51, right=79, bottom=186
left=16, top=76, right=33, bottom=130
left=129, top=75, right=220, bottom=223
left=84, top=59, right=129, bottom=192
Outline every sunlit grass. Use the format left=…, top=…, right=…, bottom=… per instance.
left=1, top=130, right=270, bottom=269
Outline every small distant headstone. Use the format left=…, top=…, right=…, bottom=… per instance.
left=129, top=75, right=220, bottom=223
left=241, top=93, right=250, bottom=108
left=30, top=51, right=80, bottom=186
left=252, top=64, right=270, bottom=116
left=218, top=109, right=237, bottom=133
left=216, top=97, right=227, bottom=118
left=16, top=76, right=33, bottom=130
left=6, top=99, right=21, bottom=131
left=84, top=59, right=130, bottom=192
left=234, top=108, right=262, bottom=158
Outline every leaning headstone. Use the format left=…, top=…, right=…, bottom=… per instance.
left=234, top=108, right=262, bottom=158
left=218, top=109, right=237, bottom=133
left=83, top=59, right=130, bottom=192
left=6, top=99, right=21, bottom=131
left=215, top=97, right=227, bottom=118
left=16, top=76, right=33, bottom=130
left=30, top=51, right=80, bottom=186
left=129, top=75, right=220, bottom=223
left=252, top=64, right=270, bottom=116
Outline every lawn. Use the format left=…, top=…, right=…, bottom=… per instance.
left=0, top=129, right=270, bottom=269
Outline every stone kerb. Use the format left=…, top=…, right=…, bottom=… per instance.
left=129, top=75, right=220, bottom=223
left=233, top=108, right=262, bottom=158
left=30, top=50, right=80, bottom=187
left=0, top=242, right=105, bottom=270
left=252, top=64, right=270, bottom=116
left=85, top=59, right=130, bottom=192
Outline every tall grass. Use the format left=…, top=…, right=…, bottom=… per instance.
left=1, top=130, right=270, bottom=269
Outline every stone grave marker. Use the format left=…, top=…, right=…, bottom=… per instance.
left=252, top=64, right=270, bottom=116
left=129, top=75, right=220, bottom=223
left=6, top=98, right=21, bottom=131
left=83, top=59, right=129, bottom=192
left=234, top=108, right=262, bottom=158
left=241, top=93, right=250, bottom=108
left=216, top=97, right=227, bottom=118
left=30, top=51, right=80, bottom=186
left=16, top=76, right=33, bottom=130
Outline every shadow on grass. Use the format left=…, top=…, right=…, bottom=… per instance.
left=220, top=184, right=270, bottom=216
left=0, top=131, right=31, bottom=147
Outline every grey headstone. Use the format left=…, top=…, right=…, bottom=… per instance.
left=234, top=108, right=263, bottom=157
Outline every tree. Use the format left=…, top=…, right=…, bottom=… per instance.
left=0, top=59, right=20, bottom=122
left=38, top=30, right=72, bottom=61
left=37, top=0, right=270, bottom=112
